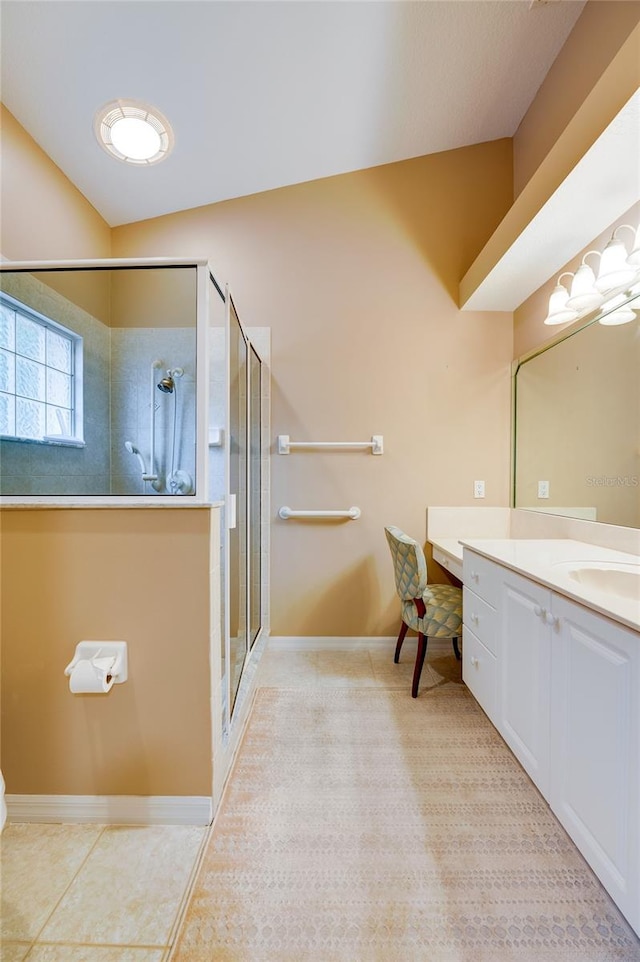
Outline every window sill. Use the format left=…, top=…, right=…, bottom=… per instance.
left=0, top=434, right=86, bottom=448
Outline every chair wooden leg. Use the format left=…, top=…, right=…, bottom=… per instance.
left=452, top=636, right=461, bottom=661
left=412, top=633, right=428, bottom=698
left=394, top=621, right=409, bottom=663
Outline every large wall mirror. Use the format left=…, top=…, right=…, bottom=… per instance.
left=514, top=309, right=639, bottom=528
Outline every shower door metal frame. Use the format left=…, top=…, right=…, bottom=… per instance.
left=220, top=286, right=263, bottom=744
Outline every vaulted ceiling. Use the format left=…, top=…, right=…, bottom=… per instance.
left=0, top=0, right=585, bottom=227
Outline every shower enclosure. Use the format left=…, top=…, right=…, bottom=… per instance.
left=207, top=278, right=269, bottom=780
left=0, top=263, right=201, bottom=498
left=0, top=258, right=269, bottom=806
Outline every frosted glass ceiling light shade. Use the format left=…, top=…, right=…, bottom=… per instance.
left=626, top=224, right=640, bottom=267
left=566, top=251, right=603, bottom=312
left=95, top=100, right=174, bottom=165
left=544, top=272, right=578, bottom=326
left=594, top=230, right=637, bottom=293
left=598, top=307, right=637, bottom=326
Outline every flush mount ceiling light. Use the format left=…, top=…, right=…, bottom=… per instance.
left=94, top=99, right=174, bottom=165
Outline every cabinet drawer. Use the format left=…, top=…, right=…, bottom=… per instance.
left=463, top=586, right=497, bottom=654
left=463, top=550, right=501, bottom=607
left=462, top=626, right=497, bottom=723
left=432, top=547, right=463, bottom=582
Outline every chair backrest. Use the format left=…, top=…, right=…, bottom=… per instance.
left=384, top=525, right=428, bottom=601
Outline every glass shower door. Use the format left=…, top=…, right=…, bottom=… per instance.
left=227, top=295, right=248, bottom=713
left=249, top=344, right=262, bottom=648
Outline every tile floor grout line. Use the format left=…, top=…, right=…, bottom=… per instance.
left=4, top=940, right=34, bottom=962
left=28, top=823, right=108, bottom=948
left=24, top=938, right=169, bottom=950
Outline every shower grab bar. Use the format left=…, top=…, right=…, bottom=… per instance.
left=278, top=506, right=361, bottom=520
left=277, top=435, right=383, bottom=455
left=148, top=359, right=163, bottom=485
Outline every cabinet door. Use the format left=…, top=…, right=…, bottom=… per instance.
left=550, top=595, right=639, bottom=932
left=499, top=570, right=551, bottom=796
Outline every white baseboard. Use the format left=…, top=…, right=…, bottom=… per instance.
left=267, top=636, right=396, bottom=651
left=267, top=635, right=453, bottom=653
left=6, top=794, right=213, bottom=826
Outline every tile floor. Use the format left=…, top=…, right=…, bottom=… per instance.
left=0, top=641, right=459, bottom=961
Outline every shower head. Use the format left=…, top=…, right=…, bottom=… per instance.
left=157, top=367, right=183, bottom=394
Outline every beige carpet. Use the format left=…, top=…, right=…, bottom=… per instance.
left=172, top=686, right=640, bottom=961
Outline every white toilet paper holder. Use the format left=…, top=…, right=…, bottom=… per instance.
left=64, top=641, right=128, bottom=689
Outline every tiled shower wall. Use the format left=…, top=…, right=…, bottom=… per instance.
left=0, top=271, right=198, bottom=497
left=110, top=327, right=196, bottom=496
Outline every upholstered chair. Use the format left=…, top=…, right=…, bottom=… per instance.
left=384, top=525, right=463, bottom=697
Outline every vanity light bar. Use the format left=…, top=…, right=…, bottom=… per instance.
left=544, top=223, right=640, bottom=327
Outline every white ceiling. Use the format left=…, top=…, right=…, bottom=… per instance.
left=0, top=0, right=585, bottom=228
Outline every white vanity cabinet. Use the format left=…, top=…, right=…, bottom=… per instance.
left=462, top=552, right=500, bottom=726
left=462, top=547, right=640, bottom=936
left=499, top=569, right=551, bottom=797
left=550, top=594, right=639, bottom=931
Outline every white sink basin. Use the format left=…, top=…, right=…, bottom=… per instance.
left=552, top=560, right=640, bottom=601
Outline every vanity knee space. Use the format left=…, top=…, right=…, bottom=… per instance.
left=462, top=547, right=640, bottom=937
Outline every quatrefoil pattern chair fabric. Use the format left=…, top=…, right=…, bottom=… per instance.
left=385, top=525, right=463, bottom=639
left=400, top=587, right=463, bottom=637
left=385, top=526, right=463, bottom=697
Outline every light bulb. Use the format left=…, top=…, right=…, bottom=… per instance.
left=110, top=117, right=162, bottom=161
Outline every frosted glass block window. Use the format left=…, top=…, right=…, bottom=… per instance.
left=0, top=292, right=82, bottom=443
left=16, top=315, right=45, bottom=362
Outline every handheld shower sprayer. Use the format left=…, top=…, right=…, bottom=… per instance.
left=124, top=440, right=158, bottom=485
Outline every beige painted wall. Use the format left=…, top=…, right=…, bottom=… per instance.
left=113, top=141, right=515, bottom=636
left=0, top=104, right=112, bottom=322
left=0, top=105, right=111, bottom=262
left=1, top=509, right=212, bottom=795
left=110, top=266, right=198, bottom=328
left=513, top=1, right=640, bottom=198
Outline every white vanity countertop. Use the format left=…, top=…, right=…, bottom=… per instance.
left=461, top=538, right=640, bottom=632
